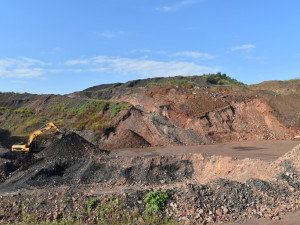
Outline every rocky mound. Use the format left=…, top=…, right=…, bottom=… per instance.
left=100, top=129, right=151, bottom=149
left=0, top=132, right=110, bottom=190
left=38, top=132, right=109, bottom=160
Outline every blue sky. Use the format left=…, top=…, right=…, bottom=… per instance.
left=0, top=0, right=300, bottom=94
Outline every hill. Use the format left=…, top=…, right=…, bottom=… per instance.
left=0, top=74, right=299, bottom=150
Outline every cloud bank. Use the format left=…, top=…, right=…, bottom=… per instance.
left=1, top=55, right=218, bottom=79
left=66, top=56, right=218, bottom=77
left=0, top=57, right=47, bottom=78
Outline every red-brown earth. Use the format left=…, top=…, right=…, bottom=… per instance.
left=0, top=76, right=300, bottom=224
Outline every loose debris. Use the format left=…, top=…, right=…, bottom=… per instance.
left=0, top=133, right=300, bottom=224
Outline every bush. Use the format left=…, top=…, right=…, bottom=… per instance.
left=89, top=198, right=100, bottom=210
left=144, top=190, right=168, bottom=212
left=14, top=108, right=34, bottom=115
left=204, top=72, right=245, bottom=86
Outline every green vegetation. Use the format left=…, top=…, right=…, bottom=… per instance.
left=49, top=102, right=70, bottom=119
left=144, top=190, right=169, bottom=212
left=3, top=195, right=174, bottom=225
left=175, top=75, right=197, bottom=79
left=0, top=106, right=10, bottom=112
left=0, top=107, right=47, bottom=136
left=203, top=72, right=245, bottom=86
left=0, top=99, right=131, bottom=140
left=14, top=108, right=34, bottom=116
left=89, top=198, right=100, bottom=210
left=166, top=79, right=197, bottom=86
left=71, top=100, right=131, bottom=137
left=147, top=79, right=197, bottom=87
left=64, top=197, right=72, bottom=204
left=109, top=102, right=130, bottom=115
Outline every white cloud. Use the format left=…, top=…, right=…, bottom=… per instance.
left=67, top=56, right=218, bottom=77
left=65, top=59, right=89, bottom=66
left=171, top=51, right=214, bottom=59
left=0, top=68, right=45, bottom=78
left=157, top=0, right=201, bottom=12
left=0, top=57, right=47, bottom=78
left=130, top=49, right=151, bottom=54
left=40, top=46, right=63, bottom=55
left=232, top=44, right=255, bottom=51
left=96, top=31, right=124, bottom=39
left=0, top=55, right=218, bottom=80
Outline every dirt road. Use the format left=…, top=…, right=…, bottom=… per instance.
left=113, top=140, right=300, bottom=162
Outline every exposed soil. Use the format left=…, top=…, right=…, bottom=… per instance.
left=1, top=77, right=299, bottom=150
left=1, top=132, right=300, bottom=224
left=0, top=77, right=300, bottom=224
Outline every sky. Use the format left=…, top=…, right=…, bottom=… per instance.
left=0, top=0, right=300, bottom=94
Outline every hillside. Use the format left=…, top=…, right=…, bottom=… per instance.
left=1, top=74, right=300, bottom=224
left=0, top=75, right=299, bottom=150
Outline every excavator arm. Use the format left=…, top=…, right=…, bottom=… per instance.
left=11, top=122, right=63, bottom=152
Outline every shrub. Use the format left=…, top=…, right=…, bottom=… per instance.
left=14, top=108, right=34, bottom=115
left=65, top=197, right=72, bottom=203
left=144, top=190, right=168, bottom=212
left=89, top=198, right=100, bottom=210
left=203, top=72, right=245, bottom=86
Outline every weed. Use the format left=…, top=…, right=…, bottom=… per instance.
left=91, top=135, right=100, bottom=143
left=14, top=108, right=34, bottom=115
left=0, top=107, right=10, bottom=113
left=72, top=100, right=131, bottom=137
left=147, top=79, right=197, bottom=87
left=144, top=190, right=169, bottom=212
left=89, top=198, right=100, bottom=210
left=65, top=197, right=72, bottom=204
left=1, top=196, right=175, bottom=225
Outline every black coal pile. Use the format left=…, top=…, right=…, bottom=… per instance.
left=0, top=132, right=111, bottom=190
left=38, top=132, right=109, bottom=160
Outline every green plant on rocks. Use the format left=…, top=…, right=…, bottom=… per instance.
left=65, top=197, right=72, bottom=204
left=89, top=198, right=100, bottom=210
left=144, top=190, right=168, bottom=212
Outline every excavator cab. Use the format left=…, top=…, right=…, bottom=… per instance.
left=11, top=144, right=30, bottom=152
left=11, top=122, right=64, bottom=152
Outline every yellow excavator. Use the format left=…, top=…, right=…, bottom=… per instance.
left=11, top=122, right=64, bottom=152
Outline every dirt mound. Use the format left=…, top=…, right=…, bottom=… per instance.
left=1, top=144, right=300, bottom=224
left=0, top=133, right=110, bottom=190
left=100, top=129, right=151, bottom=149
left=38, top=132, right=109, bottom=160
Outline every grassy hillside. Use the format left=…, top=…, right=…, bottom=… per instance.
left=0, top=99, right=131, bottom=143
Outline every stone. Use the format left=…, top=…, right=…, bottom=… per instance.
left=216, top=208, right=223, bottom=217
left=222, top=206, right=229, bottom=214
left=252, top=213, right=260, bottom=219
left=199, top=208, right=204, bottom=215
